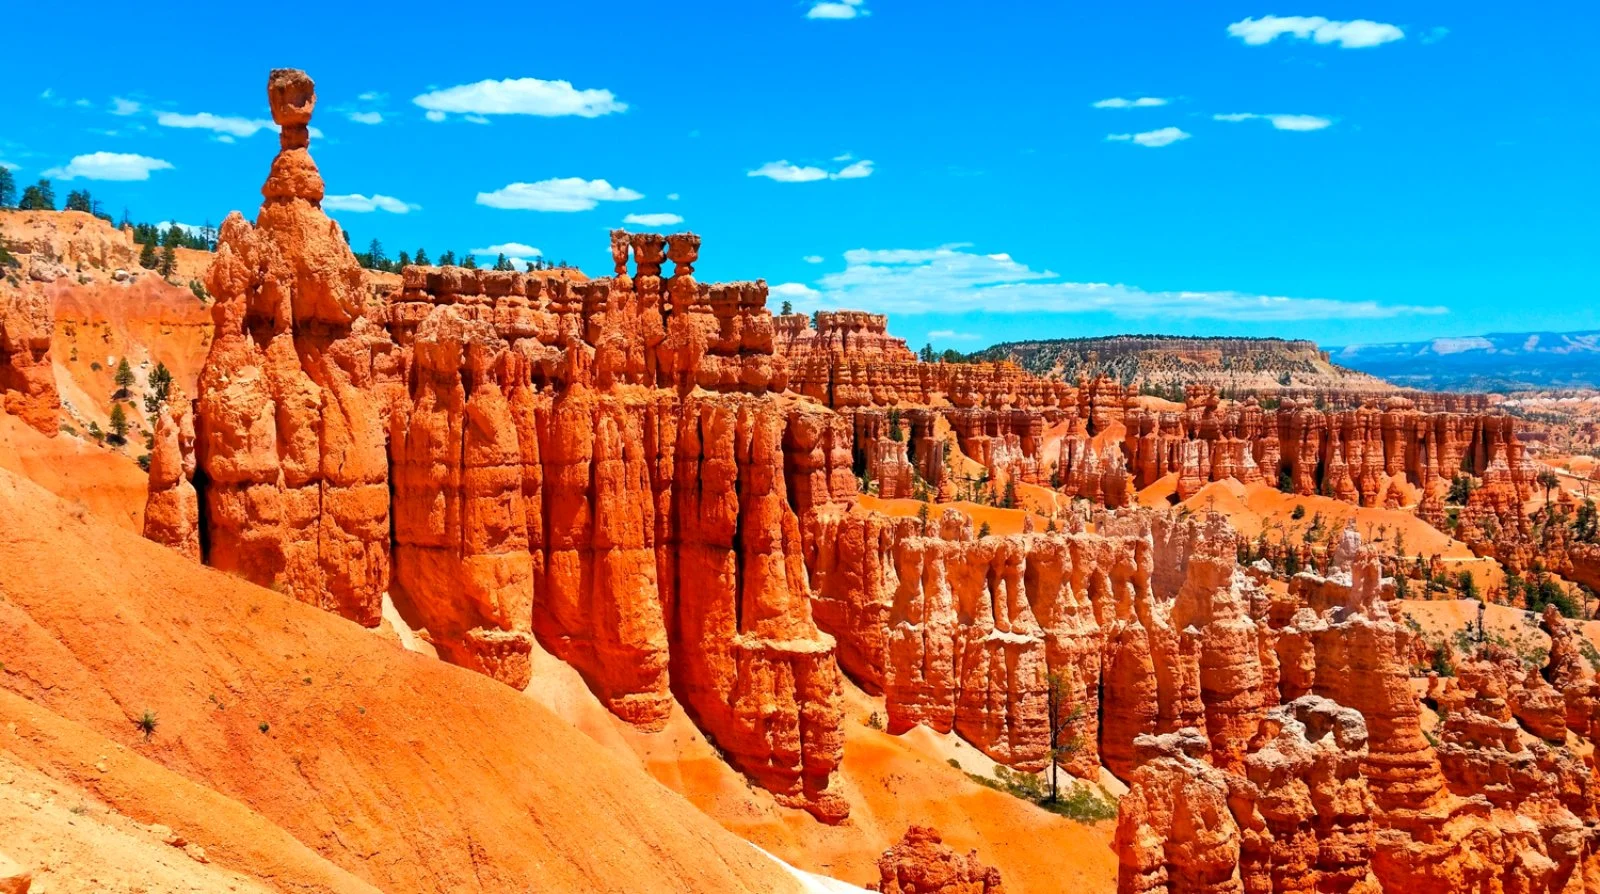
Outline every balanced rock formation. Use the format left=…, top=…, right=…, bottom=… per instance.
left=874, top=825, right=1005, bottom=894
left=145, top=69, right=846, bottom=821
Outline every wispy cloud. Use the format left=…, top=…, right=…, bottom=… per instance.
left=770, top=282, right=822, bottom=301
left=780, top=244, right=1446, bottom=321
left=749, top=156, right=875, bottom=181
left=413, top=78, right=626, bottom=121
left=1227, top=15, right=1404, bottom=49
left=322, top=193, right=420, bottom=213
left=156, top=111, right=277, bottom=138
left=749, top=161, right=828, bottom=182
left=1106, top=127, right=1190, bottom=148
left=357, top=91, right=385, bottom=102
left=348, top=111, right=383, bottom=125
left=470, top=242, right=541, bottom=269
left=1214, top=113, right=1333, bottom=131
left=110, top=97, right=142, bottom=116
left=1092, top=97, right=1169, bottom=109
left=928, top=330, right=986, bottom=342
left=803, top=255, right=824, bottom=264
left=43, top=151, right=173, bottom=181
left=623, top=212, right=685, bottom=228
left=1421, top=26, right=1450, bottom=45
left=476, top=177, right=643, bottom=212
left=471, top=242, right=542, bottom=257
left=807, top=0, right=868, bottom=20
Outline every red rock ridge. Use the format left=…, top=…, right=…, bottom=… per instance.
left=0, top=284, right=59, bottom=435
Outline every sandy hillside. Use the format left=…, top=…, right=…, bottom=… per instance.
left=0, top=468, right=808, bottom=894
left=0, top=412, right=147, bottom=531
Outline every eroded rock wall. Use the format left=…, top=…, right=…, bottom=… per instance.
left=143, top=69, right=847, bottom=821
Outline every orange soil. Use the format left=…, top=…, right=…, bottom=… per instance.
left=51, top=275, right=214, bottom=434
left=0, top=412, right=147, bottom=531
left=1402, top=598, right=1600, bottom=657
left=1173, top=479, right=1511, bottom=593
left=0, top=468, right=806, bottom=894
left=859, top=494, right=1045, bottom=535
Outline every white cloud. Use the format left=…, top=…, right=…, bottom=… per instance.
left=74, top=99, right=92, bottom=108
left=156, top=111, right=277, bottom=138
left=833, top=152, right=855, bottom=161
left=623, top=212, right=685, bottom=228
left=357, top=91, right=385, bottom=102
left=472, top=242, right=542, bottom=257
left=476, top=177, right=643, bottom=212
left=1421, top=26, right=1450, bottom=45
left=807, top=0, right=868, bottom=19
left=322, top=193, right=420, bottom=213
left=110, top=97, right=142, bottom=116
left=782, top=244, right=1446, bottom=321
left=43, top=152, right=173, bottom=181
left=348, top=111, right=383, bottom=125
left=470, top=242, right=542, bottom=269
left=464, top=114, right=491, bottom=125
left=412, top=77, right=626, bottom=120
left=1092, top=97, right=1169, bottom=109
left=749, top=160, right=829, bottom=182
left=0, top=159, right=17, bottom=171
left=928, top=330, right=986, bottom=342
left=215, top=135, right=236, bottom=144
left=1227, top=15, right=1404, bottom=49
left=1214, top=113, right=1333, bottom=131
left=833, top=159, right=875, bottom=179
left=1107, top=127, right=1190, bottom=148
left=771, top=282, right=822, bottom=300
left=155, top=220, right=205, bottom=237
left=424, top=110, right=447, bottom=123
left=666, top=192, right=680, bottom=201
left=803, top=255, right=824, bottom=264
left=749, top=157, right=875, bottom=181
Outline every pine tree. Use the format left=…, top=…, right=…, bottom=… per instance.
left=780, top=300, right=793, bottom=315
left=138, top=242, right=158, bottom=269
left=114, top=358, right=136, bottom=395
left=65, top=189, right=92, bottom=212
left=439, top=250, right=456, bottom=266
left=367, top=239, right=386, bottom=270
left=462, top=253, right=478, bottom=270
left=494, top=253, right=509, bottom=271
left=158, top=245, right=177, bottom=278
left=143, top=362, right=173, bottom=416
left=18, top=179, right=55, bottom=211
left=162, top=224, right=185, bottom=249
left=108, top=404, right=129, bottom=444
left=414, top=247, right=429, bottom=266
left=0, top=166, right=15, bottom=208
left=397, top=251, right=410, bottom=268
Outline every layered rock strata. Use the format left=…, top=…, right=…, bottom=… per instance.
left=1124, top=389, right=1532, bottom=506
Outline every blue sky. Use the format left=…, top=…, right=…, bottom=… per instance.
left=2, top=1, right=1595, bottom=351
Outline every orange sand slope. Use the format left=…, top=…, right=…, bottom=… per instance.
left=0, top=468, right=805, bottom=894
left=0, top=412, right=148, bottom=531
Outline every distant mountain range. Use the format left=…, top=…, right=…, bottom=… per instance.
left=1330, top=331, right=1600, bottom=391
